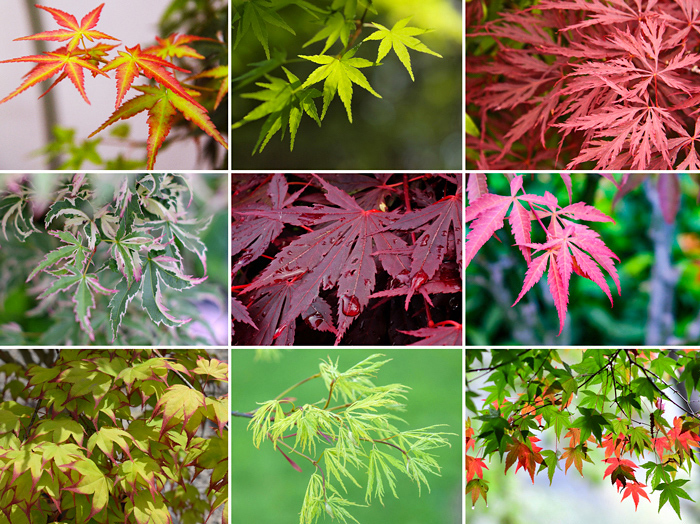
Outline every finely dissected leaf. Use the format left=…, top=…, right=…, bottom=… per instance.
left=36, top=259, right=117, bottom=341
left=0, top=47, right=109, bottom=105
left=139, top=251, right=206, bottom=327
left=399, top=322, right=462, bottom=346
left=101, top=44, right=195, bottom=109
left=231, top=173, right=306, bottom=273
left=244, top=175, right=410, bottom=344
left=90, top=85, right=228, bottom=169
left=15, top=3, right=118, bottom=52
left=386, top=188, right=462, bottom=306
left=363, top=17, right=442, bottom=81
left=300, top=49, right=382, bottom=123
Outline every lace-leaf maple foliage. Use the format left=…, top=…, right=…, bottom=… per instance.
left=0, top=349, right=228, bottom=524
left=234, top=353, right=452, bottom=524
left=0, top=3, right=228, bottom=169
left=231, top=174, right=462, bottom=346
left=466, top=173, right=620, bottom=336
left=0, top=173, right=216, bottom=346
left=466, top=0, right=700, bottom=170
left=232, top=0, right=442, bottom=154
left=466, top=349, right=700, bottom=519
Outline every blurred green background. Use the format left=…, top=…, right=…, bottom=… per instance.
left=231, top=348, right=462, bottom=523
left=466, top=174, right=700, bottom=346
left=232, top=0, right=462, bottom=170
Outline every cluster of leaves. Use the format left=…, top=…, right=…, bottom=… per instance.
left=234, top=353, right=451, bottom=524
left=466, top=349, right=700, bottom=518
left=231, top=174, right=462, bottom=346
left=0, top=3, right=228, bottom=169
left=466, top=173, right=621, bottom=335
left=233, top=0, right=442, bottom=154
left=0, top=349, right=228, bottom=524
left=0, top=174, right=213, bottom=345
left=466, top=0, right=700, bottom=169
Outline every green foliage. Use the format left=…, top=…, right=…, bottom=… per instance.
left=0, top=349, right=227, bottom=524
left=0, top=174, right=226, bottom=346
left=235, top=352, right=454, bottom=524
left=466, top=349, right=700, bottom=519
left=233, top=0, right=448, bottom=157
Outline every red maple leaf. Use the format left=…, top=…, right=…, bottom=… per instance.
left=244, top=175, right=411, bottom=344
left=667, top=416, right=700, bottom=453
left=398, top=321, right=462, bottom=346
left=504, top=436, right=543, bottom=483
left=621, top=481, right=651, bottom=510
left=466, top=455, right=488, bottom=482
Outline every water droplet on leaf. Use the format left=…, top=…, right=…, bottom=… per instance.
left=419, top=234, right=430, bottom=246
left=411, top=270, right=429, bottom=290
left=341, top=295, right=361, bottom=317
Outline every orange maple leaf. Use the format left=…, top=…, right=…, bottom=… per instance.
left=101, top=44, right=198, bottom=109
left=90, top=84, right=228, bottom=169
left=15, top=4, right=118, bottom=52
left=466, top=455, right=488, bottom=482
left=144, top=33, right=217, bottom=60
left=0, top=47, right=108, bottom=105
left=504, top=436, right=543, bottom=483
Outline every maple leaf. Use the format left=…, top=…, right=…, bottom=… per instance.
left=244, top=175, right=411, bottom=345
left=89, top=84, right=228, bottom=170
left=466, top=174, right=553, bottom=267
left=0, top=47, right=109, bottom=105
left=385, top=185, right=462, bottom=307
left=560, top=444, right=592, bottom=477
left=621, top=481, right=651, bottom=510
left=15, top=4, right=118, bottom=52
left=38, top=261, right=117, bottom=341
left=512, top=221, right=620, bottom=335
left=101, top=44, right=196, bottom=109
left=466, top=478, right=489, bottom=507
left=233, top=0, right=296, bottom=59
left=363, top=17, right=442, bottom=81
left=144, top=33, right=215, bottom=60
left=232, top=67, right=322, bottom=153
left=399, top=321, right=462, bottom=346
left=504, top=436, right=543, bottom=483
left=666, top=416, right=700, bottom=453
left=231, top=173, right=308, bottom=274
left=189, top=64, right=229, bottom=109
left=300, top=48, right=382, bottom=123
left=466, top=455, right=488, bottom=482
left=303, top=11, right=355, bottom=54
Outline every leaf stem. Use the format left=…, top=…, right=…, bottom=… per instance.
left=274, top=372, right=321, bottom=401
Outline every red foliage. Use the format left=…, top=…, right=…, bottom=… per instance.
left=467, top=0, right=700, bottom=169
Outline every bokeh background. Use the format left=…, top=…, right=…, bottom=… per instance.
left=232, top=0, right=462, bottom=170
left=466, top=174, right=700, bottom=346
left=231, top=348, right=462, bottom=523
left=0, top=0, right=227, bottom=170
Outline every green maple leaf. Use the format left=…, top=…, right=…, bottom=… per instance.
left=139, top=250, right=206, bottom=328
left=39, top=261, right=117, bottom=341
left=303, top=11, right=355, bottom=54
left=656, top=479, right=694, bottom=519
left=300, top=48, right=381, bottom=123
left=233, top=67, right=322, bottom=153
left=363, top=17, right=442, bottom=81
left=26, top=230, right=87, bottom=281
left=233, top=0, right=295, bottom=59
